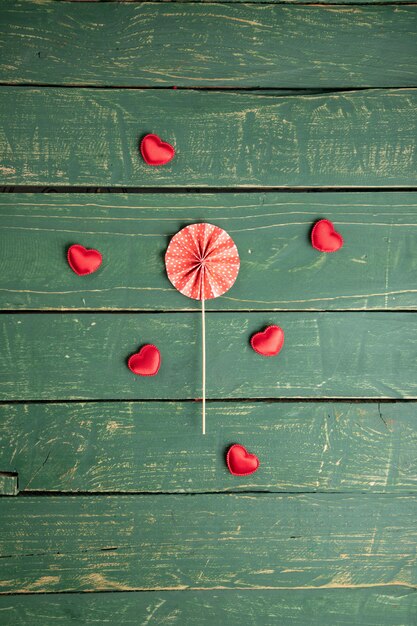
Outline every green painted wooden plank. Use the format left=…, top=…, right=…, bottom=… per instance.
left=0, top=587, right=416, bottom=626
left=1, top=313, right=416, bottom=401
left=0, top=494, right=415, bottom=592
left=0, top=473, right=17, bottom=496
left=1, top=192, right=417, bottom=311
left=1, top=3, right=416, bottom=87
left=0, top=401, right=415, bottom=493
left=1, top=88, right=416, bottom=187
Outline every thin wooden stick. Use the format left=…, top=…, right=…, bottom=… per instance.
left=202, top=295, right=206, bottom=435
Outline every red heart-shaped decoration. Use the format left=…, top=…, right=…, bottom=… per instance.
left=128, top=344, right=161, bottom=376
left=311, top=219, right=343, bottom=253
left=251, top=325, right=284, bottom=357
left=67, top=244, right=102, bottom=276
left=227, top=444, right=260, bottom=476
left=140, top=134, right=175, bottom=166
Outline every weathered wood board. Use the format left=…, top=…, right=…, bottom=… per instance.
left=1, top=587, right=416, bottom=626
left=1, top=3, right=417, bottom=87
left=0, top=494, right=415, bottom=593
left=0, top=401, right=415, bottom=494
left=1, top=192, right=417, bottom=311
left=1, top=313, right=417, bottom=400
left=1, top=88, right=416, bottom=187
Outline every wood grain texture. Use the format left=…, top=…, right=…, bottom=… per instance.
left=0, top=494, right=415, bottom=593
left=1, top=192, right=417, bottom=311
left=1, top=3, right=417, bottom=87
left=1, top=312, right=417, bottom=401
left=1, top=88, right=416, bottom=187
left=0, top=587, right=416, bottom=626
left=0, top=401, right=415, bottom=494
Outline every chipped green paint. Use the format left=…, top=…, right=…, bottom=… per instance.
left=1, top=3, right=417, bottom=87
left=0, top=88, right=416, bottom=187
left=0, top=192, right=417, bottom=311
left=0, top=401, right=415, bottom=494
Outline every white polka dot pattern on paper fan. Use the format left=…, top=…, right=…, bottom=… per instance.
left=165, top=223, right=240, bottom=301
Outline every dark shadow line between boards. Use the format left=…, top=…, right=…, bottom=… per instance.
left=1, top=310, right=416, bottom=314
left=13, top=489, right=417, bottom=498
left=0, top=398, right=415, bottom=406
left=1, top=186, right=417, bottom=194
left=0, top=84, right=414, bottom=92
left=1, top=585, right=415, bottom=598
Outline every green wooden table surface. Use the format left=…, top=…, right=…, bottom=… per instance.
left=0, top=1, right=416, bottom=625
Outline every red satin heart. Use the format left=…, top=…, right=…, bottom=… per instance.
left=67, top=244, right=102, bottom=276
left=311, top=219, right=343, bottom=253
left=140, top=134, right=175, bottom=166
left=251, top=325, right=284, bottom=357
left=128, top=344, right=161, bottom=376
left=227, top=444, right=260, bottom=476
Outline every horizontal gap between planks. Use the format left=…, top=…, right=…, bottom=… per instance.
left=0, top=84, right=412, bottom=92
left=1, top=584, right=416, bottom=598
left=0, top=398, right=415, bottom=406
left=13, top=490, right=417, bottom=498
left=2, top=309, right=417, bottom=314
left=2, top=186, right=417, bottom=194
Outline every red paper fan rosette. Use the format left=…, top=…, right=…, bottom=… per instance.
left=165, top=223, right=240, bottom=301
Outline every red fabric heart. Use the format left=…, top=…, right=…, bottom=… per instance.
left=311, top=219, right=344, bottom=253
left=128, top=344, right=161, bottom=376
left=140, top=134, right=175, bottom=166
left=227, top=444, right=260, bottom=476
left=251, top=325, right=284, bottom=357
left=67, top=244, right=102, bottom=276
